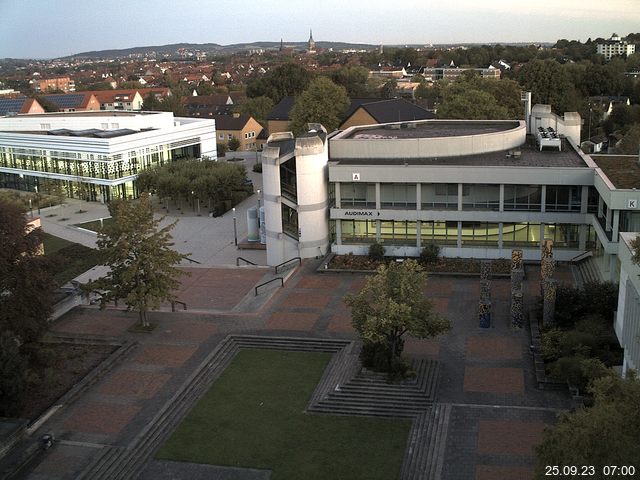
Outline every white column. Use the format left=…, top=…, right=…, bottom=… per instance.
left=613, top=210, right=620, bottom=240
left=457, top=183, right=463, bottom=211
left=580, top=185, right=589, bottom=214
left=499, top=184, right=504, bottom=212
left=375, top=183, right=381, bottom=210
left=540, top=185, right=546, bottom=213
left=416, top=183, right=421, bottom=211
left=335, top=182, right=341, bottom=209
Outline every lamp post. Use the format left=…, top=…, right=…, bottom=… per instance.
left=29, top=198, right=33, bottom=218
left=35, top=185, right=40, bottom=214
left=99, top=217, right=104, bottom=229
left=232, top=207, right=238, bottom=246
left=257, top=189, right=261, bottom=210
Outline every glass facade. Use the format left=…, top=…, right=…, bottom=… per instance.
left=422, top=183, right=457, bottom=209
left=545, top=185, right=581, bottom=212
left=279, top=157, right=297, bottom=202
left=341, top=182, right=375, bottom=208
left=421, top=221, right=458, bottom=246
left=543, top=224, right=580, bottom=249
left=0, top=142, right=201, bottom=201
left=341, top=219, right=377, bottom=244
left=462, top=184, right=500, bottom=210
left=282, top=203, right=298, bottom=239
left=502, top=222, right=542, bottom=247
left=380, top=220, right=417, bottom=244
left=503, top=185, right=542, bottom=211
left=380, top=183, right=416, bottom=209
left=460, top=222, right=501, bottom=247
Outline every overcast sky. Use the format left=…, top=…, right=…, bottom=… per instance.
left=1, top=0, right=638, bottom=59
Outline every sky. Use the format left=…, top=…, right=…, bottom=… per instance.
left=0, top=0, right=639, bottom=59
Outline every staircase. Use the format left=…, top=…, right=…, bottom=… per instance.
left=575, top=255, right=603, bottom=286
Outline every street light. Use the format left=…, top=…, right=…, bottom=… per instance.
left=257, top=189, right=261, bottom=210
left=232, top=207, right=238, bottom=246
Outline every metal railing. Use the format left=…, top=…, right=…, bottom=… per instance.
left=236, top=257, right=257, bottom=266
left=184, top=256, right=202, bottom=264
left=569, top=251, right=593, bottom=264
left=274, top=257, right=301, bottom=274
left=255, top=277, right=284, bottom=296
left=171, top=300, right=187, bottom=312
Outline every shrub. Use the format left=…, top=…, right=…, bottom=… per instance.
left=419, top=243, right=440, bottom=265
left=253, top=162, right=263, bottom=173
left=0, top=331, right=29, bottom=417
left=228, top=138, right=241, bottom=151
left=360, top=339, right=412, bottom=379
left=368, top=242, right=385, bottom=262
left=216, top=142, right=227, bottom=157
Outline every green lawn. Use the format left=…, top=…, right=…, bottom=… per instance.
left=156, top=349, right=411, bottom=480
left=73, top=217, right=113, bottom=232
left=42, top=233, right=102, bottom=285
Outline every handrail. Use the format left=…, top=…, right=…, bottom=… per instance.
left=255, top=277, right=284, bottom=296
left=236, top=256, right=257, bottom=266
left=171, top=300, right=187, bottom=311
left=184, top=256, right=202, bottom=264
left=274, top=256, right=301, bottom=274
left=569, top=251, right=593, bottom=264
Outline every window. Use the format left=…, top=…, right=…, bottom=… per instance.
left=545, top=186, right=581, bottom=212
left=228, top=134, right=233, bottom=140
left=422, top=183, right=457, bottom=209
left=380, top=221, right=417, bottom=245
left=504, top=185, right=542, bottom=211
left=502, top=223, right=541, bottom=247
left=462, top=184, right=500, bottom=210
left=341, top=182, right=375, bottom=208
left=341, top=220, right=377, bottom=244
left=380, top=183, right=416, bottom=208
left=279, top=157, right=297, bottom=201
left=421, top=221, right=457, bottom=246
left=40, top=123, right=51, bottom=130
left=282, top=204, right=298, bottom=239
left=460, top=222, right=500, bottom=247
left=219, top=134, right=224, bottom=140
left=544, top=224, right=580, bottom=249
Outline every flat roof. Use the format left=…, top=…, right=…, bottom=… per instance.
left=592, top=155, right=640, bottom=189
left=12, top=111, right=160, bottom=118
left=343, top=120, right=520, bottom=140
left=331, top=137, right=587, bottom=168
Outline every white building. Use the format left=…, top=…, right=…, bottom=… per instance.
left=0, top=111, right=216, bottom=201
left=614, top=232, right=640, bottom=376
left=597, top=33, right=636, bottom=60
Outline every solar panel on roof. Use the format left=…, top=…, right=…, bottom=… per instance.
left=0, top=98, right=26, bottom=115
left=43, top=94, right=85, bottom=108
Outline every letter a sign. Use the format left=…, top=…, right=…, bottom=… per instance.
left=352, top=173, right=361, bottom=181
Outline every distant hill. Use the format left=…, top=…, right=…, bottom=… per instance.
left=67, top=41, right=381, bottom=59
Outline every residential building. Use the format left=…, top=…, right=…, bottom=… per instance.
left=39, top=92, right=101, bottom=112
left=0, top=97, right=45, bottom=115
left=422, top=66, right=500, bottom=81
left=0, top=111, right=216, bottom=202
left=91, top=89, right=144, bottom=110
left=213, top=113, right=263, bottom=151
left=597, top=33, right=636, bottom=60
left=32, top=76, right=76, bottom=93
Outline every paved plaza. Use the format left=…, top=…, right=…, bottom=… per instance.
left=14, top=255, right=575, bottom=480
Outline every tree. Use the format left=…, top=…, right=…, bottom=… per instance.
left=329, top=66, right=371, bottom=97
left=246, top=63, right=314, bottom=103
left=0, top=330, right=29, bottom=417
left=380, top=79, right=397, bottom=98
left=289, top=77, right=350, bottom=134
left=236, top=95, right=274, bottom=126
left=344, top=259, right=451, bottom=374
left=616, top=124, right=640, bottom=154
left=85, top=194, right=189, bottom=327
left=518, top=59, right=580, bottom=113
left=535, top=373, right=640, bottom=478
left=228, top=137, right=241, bottom=151
left=0, top=199, right=54, bottom=343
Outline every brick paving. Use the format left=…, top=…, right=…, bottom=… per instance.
left=475, top=465, right=535, bottom=480
left=133, top=345, right=198, bottom=368
left=265, top=311, right=320, bottom=330
left=477, top=420, right=546, bottom=456
left=463, top=367, right=525, bottom=394
left=99, top=370, right=172, bottom=399
left=20, top=261, right=576, bottom=480
left=466, top=336, right=522, bottom=360
left=63, top=402, right=141, bottom=435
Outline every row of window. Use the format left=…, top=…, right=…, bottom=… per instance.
left=337, top=219, right=595, bottom=249
left=334, top=183, right=598, bottom=213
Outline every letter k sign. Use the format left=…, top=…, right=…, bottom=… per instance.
left=629, top=199, right=637, bottom=209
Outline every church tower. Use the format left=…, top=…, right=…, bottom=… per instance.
left=308, top=29, right=316, bottom=54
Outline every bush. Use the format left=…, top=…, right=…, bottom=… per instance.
left=419, top=243, right=440, bottom=265
left=368, top=242, right=385, bottom=262
left=253, top=162, right=263, bottom=173
left=228, top=138, right=241, bottom=151
left=360, top=339, right=411, bottom=379
left=216, top=142, right=227, bottom=157
left=553, top=281, right=618, bottom=329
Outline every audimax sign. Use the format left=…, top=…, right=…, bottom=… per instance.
left=344, top=211, right=381, bottom=216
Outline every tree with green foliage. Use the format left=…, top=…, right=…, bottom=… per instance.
left=344, top=259, right=451, bottom=375
left=329, top=66, right=371, bottom=97
left=84, top=194, right=189, bottom=327
left=0, top=330, right=29, bottom=417
left=289, top=77, right=349, bottom=134
left=535, top=373, right=640, bottom=479
left=236, top=95, right=274, bottom=126
left=0, top=199, right=54, bottom=344
left=380, top=79, right=397, bottom=99
left=437, top=74, right=521, bottom=120
left=246, top=63, right=314, bottom=103
left=228, top=137, right=241, bottom=151
left=518, top=59, right=580, bottom=113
